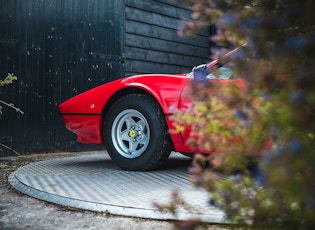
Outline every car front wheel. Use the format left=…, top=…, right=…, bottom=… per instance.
left=104, top=94, right=173, bottom=171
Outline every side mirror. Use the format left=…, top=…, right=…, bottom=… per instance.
left=193, top=64, right=208, bottom=82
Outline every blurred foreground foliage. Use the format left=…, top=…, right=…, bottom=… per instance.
left=170, top=0, right=315, bottom=228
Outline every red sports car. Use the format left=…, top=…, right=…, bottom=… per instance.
left=59, top=50, right=245, bottom=171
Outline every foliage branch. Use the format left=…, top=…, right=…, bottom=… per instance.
left=0, top=73, right=23, bottom=156
left=0, top=73, right=24, bottom=117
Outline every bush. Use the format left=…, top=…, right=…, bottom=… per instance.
left=172, top=0, right=315, bottom=228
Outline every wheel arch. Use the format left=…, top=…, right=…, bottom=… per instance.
left=101, top=83, right=183, bottom=152
left=102, top=87, right=158, bottom=118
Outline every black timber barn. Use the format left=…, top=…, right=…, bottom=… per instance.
left=0, top=0, right=210, bottom=156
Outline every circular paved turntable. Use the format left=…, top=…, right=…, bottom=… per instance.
left=9, top=152, right=225, bottom=223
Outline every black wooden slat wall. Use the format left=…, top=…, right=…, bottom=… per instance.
left=0, top=0, right=209, bottom=156
left=125, top=0, right=209, bottom=75
left=0, top=0, right=124, bottom=155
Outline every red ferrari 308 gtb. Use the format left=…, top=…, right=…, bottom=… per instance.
left=59, top=50, right=245, bottom=171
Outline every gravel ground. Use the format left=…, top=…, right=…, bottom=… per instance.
left=0, top=152, right=227, bottom=230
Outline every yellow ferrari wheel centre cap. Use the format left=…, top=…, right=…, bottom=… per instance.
left=129, top=130, right=136, bottom=138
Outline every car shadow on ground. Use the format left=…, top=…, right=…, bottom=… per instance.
left=46, top=152, right=193, bottom=173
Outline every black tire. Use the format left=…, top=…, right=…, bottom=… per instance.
left=104, top=94, right=173, bottom=171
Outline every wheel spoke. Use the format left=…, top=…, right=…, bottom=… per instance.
left=120, top=129, right=130, bottom=141
left=138, top=134, right=148, bottom=146
left=136, top=119, right=146, bottom=130
left=129, top=140, right=139, bottom=153
left=125, top=116, right=136, bottom=129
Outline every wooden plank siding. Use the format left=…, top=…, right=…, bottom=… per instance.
left=125, top=0, right=210, bottom=75
left=0, top=0, right=210, bottom=155
left=0, top=0, right=125, bottom=155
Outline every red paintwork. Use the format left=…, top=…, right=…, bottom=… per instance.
left=59, top=73, right=191, bottom=147
left=59, top=71, right=246, bottom=154
left=60, top=114, right=103, bottom=145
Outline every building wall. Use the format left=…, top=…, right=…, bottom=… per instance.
left=125, top=0, right=209, bottom=76
left=0, top=0, right=210, bottom=156
left=0, top=0, right=125, bottom=155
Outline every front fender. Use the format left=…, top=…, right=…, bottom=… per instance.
left=121, top=75, right=190, bottom=115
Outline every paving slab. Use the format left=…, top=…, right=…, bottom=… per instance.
left=9, top=151, right=226, bottom=223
